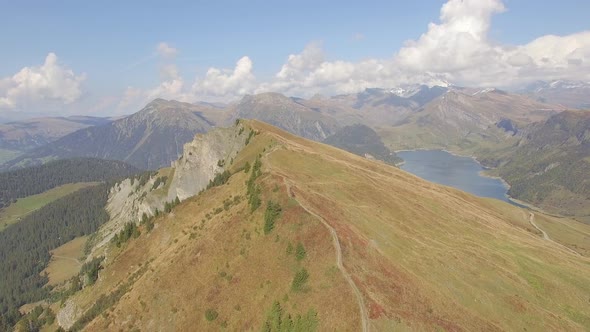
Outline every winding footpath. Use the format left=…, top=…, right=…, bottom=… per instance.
left=283, top=178, right=370, bottom=332
left=52, top=254, right=83, bottom=266
left=528, top=213, right=581, bottom=256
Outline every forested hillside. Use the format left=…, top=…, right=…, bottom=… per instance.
left=480, top=110, right=590, bottom=218
left=0, top=184, right=112, bottom=330
left=0, top=158, right=139, bottom=209
left=323, top=124, right=402, bottom=164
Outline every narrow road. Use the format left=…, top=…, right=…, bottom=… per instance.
left=52, top=254, right=83, bottom=266
left=528, top=213, right=549, bottom=240
left=528, top=213, right=581, bottom=256
left=284, top=179, right=369, bottom=332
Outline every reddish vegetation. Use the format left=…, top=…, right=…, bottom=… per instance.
left=505, top=295, right=527, bottom=313
left=368, top=300, right=386, bottom=319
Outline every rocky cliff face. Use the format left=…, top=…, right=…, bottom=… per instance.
left=88, top=121, right=251, bottom=256
left=167, top=124, right=248, bottom=200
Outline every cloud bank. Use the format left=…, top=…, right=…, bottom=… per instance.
left=0, top=53, right=85, bottom=110
left=159, top=0, right=589, bottom=103
left=6, top=0, right=590, bottom=113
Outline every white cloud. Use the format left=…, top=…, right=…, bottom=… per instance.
left=275, top=42, right=324, bottom=81
left=396, top=0, right=505, bottom=73
left=117, top=77, right=189, bottom=112
left=0, top=53, right=86, bottom=109
left=257, top=0, right=590, bottom=95
left=191, top=56, right=256, bottom=99
left=113, top=0, right=590, bottom=108
left=156, top=42, right=178, bottom=58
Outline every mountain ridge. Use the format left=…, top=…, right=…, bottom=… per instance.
left=46, top=119, right=590, bottom=331
left=0, top=100, right=215, bottom=171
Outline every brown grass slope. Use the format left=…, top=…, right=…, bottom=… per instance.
left=65, top=120, right=590, bottom=331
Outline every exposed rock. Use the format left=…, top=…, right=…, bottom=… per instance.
left=57, top=299, right=80, bottom=331
left=88, top=121, right=251, bottom=257
left=167, top=124, right=248, bottom=200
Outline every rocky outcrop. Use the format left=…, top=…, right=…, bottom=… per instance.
left=57, top=299, right=80, bottom=331
left=167, top=124, right=249, bottom=201
left=88, top=121, right=251, bottom=256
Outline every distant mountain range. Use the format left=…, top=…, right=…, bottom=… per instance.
left=520, top=80, right=590, bottom=109
left=228, top=92, right=339, bottom=141
left=0, top=116, right=112, bottom=152
left=376, top=87, right=563, bottom=152
left=0, top=86, right=568, bottom=171
left=0, top=99, right=218, bottom=171
left=0, top=85, right=587, bottom=220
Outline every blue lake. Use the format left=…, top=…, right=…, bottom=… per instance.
left=397, top=150, right=513, bottom=203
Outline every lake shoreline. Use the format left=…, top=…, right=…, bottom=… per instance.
left=395, top=150, right=578, bottom=222
left=396, top=148, right=524, bottom=206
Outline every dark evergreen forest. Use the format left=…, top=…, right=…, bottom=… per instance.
left=0, top=158, right=140, bottom=209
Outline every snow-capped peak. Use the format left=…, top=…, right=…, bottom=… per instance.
left=388, top=85, right=424, bottom=98
left=472, top=87, right=496, bottom=95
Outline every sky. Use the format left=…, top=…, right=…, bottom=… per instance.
left=0, top=0, right=589, bottom=117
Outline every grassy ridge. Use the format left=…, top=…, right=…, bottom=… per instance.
left=51, top=120, right=590, bottom=331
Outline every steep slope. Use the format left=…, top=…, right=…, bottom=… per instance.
left=481, top=110, right=590, bottom=218
left=323, top=124, right=402, bottom=165
left=53, top=120, right=590, bottom=331
left=228, top=92, right=339, bottom=140
left=378, top=88, right=564, bottom=152
left=87, top=123, right=252, bottom=254
left=0, top=159, right=140, bottom=329
left=0, top=99, right=214, bottom=171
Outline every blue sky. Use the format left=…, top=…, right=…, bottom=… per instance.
left=0, top=0, right=589, bottom=115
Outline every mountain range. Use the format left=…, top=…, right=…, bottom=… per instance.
left=521, top=80, right=590, bottom=109
left=2, top=86, right=590, bottom=330
left=0, top=84, right=586, bottom=219
left=0, top=100, right=217, bottom=171
left=0, top=116, right=112, bottom=164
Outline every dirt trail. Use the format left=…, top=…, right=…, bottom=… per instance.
left=52, top=254, right=83, bottom=266
left=282, top=178, right=369, bottom=332
left=528, top=213, right=581, bottom=256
